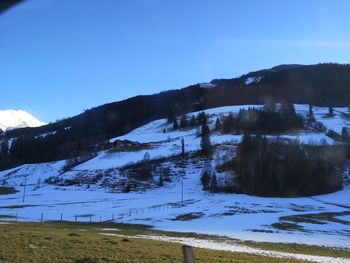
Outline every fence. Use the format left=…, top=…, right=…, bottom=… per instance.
left=3, top=199, right=196, bottom=223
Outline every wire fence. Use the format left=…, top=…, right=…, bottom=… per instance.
left=2, top=199, right=196, bottom=224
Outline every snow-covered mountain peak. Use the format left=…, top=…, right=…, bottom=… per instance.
left=0, top=109, right=46, bottom=131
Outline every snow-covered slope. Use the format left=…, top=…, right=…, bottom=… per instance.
left=0, top=109, right=45, bottom=131
left=1, top=104, right=350, bottom=249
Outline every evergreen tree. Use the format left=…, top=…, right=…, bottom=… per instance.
left=307, top=104, right=315, bottom=125
left=328, top=106, right=334, bottom=117
left=181, top=138, right=185, bottom=155
left=223, top=112, right=234, bottom=133
left=142, top=152, right=150, bottom=162
left=200, top=124, right=211, bottom=155
left=189, top=115, right=196, bottom=126
left=308, top=104, right=314, bottom=116
left=167, top=112, right=176, bottom=124
left=342, top=127, right=350, bottom=142
left=0, top=140, right=9, bottom=160
left=123, top=184, right=131, bottom=193
left=200, top=170, right=210, bottom=190
left=264, top=101, right=276, bottom=112
left=180, top=113, right=188, bottom=128
left=280, top=102, right=296, bottom=120
left=35, top=178, right=41, bottom=189
left=210, top=172, right=218, bottom=192
left=202, top=112, right=208, bottom=126
left=215, top=118, right=222, bottom=131
left=173, top=118, right=179, bottom=129
left=197, top=111, right=207, bottom=126
left=158, top=175, right=164, bottom=186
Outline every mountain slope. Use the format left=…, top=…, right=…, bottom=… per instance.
left=2, top=63, right=350, bottom=168
left=0, top=109, right=45, bottom=131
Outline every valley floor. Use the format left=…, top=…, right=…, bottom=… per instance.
left=1, top=180, right=350, bottom=249
left=0, top=221, right=349, bottom=263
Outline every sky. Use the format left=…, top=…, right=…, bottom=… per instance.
left=1, top=0, right=350, bottom=122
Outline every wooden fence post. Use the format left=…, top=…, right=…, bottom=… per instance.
left=182, top=245, right=195, bottom=263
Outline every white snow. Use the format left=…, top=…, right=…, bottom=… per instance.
left=1, top=104, right=350, bottom=251
left=199, top=82, right=216, bottom=88
left=294, top=105, right=350, bottom=134
left=0, top=109, right=45, bottom=131
left=121, top=234, right=350, bottom=263
left=245, top=76, right=262, bottom=85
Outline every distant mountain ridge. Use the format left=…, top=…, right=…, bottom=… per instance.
left=0, top=109, right=45, bottom=131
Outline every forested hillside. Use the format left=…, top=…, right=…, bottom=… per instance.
left=1, top=63, right=350, bottom=169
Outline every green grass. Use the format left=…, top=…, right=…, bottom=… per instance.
left=0, top=221, right=306, bottom=263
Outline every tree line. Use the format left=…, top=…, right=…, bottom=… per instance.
left=205, top=134, right=343, bottom=197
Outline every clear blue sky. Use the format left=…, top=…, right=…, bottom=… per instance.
left=1, top=0, right=350, bottom=122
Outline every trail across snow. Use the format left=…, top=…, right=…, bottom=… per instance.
left=99, top=232, right=350, bottom=263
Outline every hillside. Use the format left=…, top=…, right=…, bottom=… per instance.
left=1, top=63, right=350, bottom=169
left=1, top=104, right=350, bottom=249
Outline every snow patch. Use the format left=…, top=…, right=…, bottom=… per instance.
left=245, top=76, right=262, bottom=85
left=199, top=82, right=216, bottom=89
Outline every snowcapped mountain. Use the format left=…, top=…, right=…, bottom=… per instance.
left=0, top=110, right=45, bottom=131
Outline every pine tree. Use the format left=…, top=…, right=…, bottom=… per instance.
left=181, top=138, right=185, bottom=155
left=307, top=104, right=315, bottom=125
left=308, top=104, right=314, bottom=116
left=180, top=113, right=188, bottom=128
left=0, top=140, right=9, bottom=160
left=328, top=106, right=334, bottom=117
left=173, top=118, right=179, bottom=129
left=167, top=112, right=176, bottom=123
left=215, top=118, right=222, bottom=131
left=190, top=115, right=196, bottom=126
left=200, top=170, right=210, bottom=190
left=342, top=127, right=350, bottom=142
left=200, top=124, right=211, bottom=155
left=35, top=178, right=41, bottom=189
left=158, top=175, right=164, bottom=186
left=223, top=112, right=234, bottom=133
left=202, top=112, right=208, bottom=126
left=210, top=172, right=218, bottom=192
left=143, top=152, right=150, bottom=162
left=197, top=111, right=207, bottom=126
left=265, top=101, right=276, bottom=112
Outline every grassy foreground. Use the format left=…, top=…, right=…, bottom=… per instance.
left=0, top=221, right=307, bottom=263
